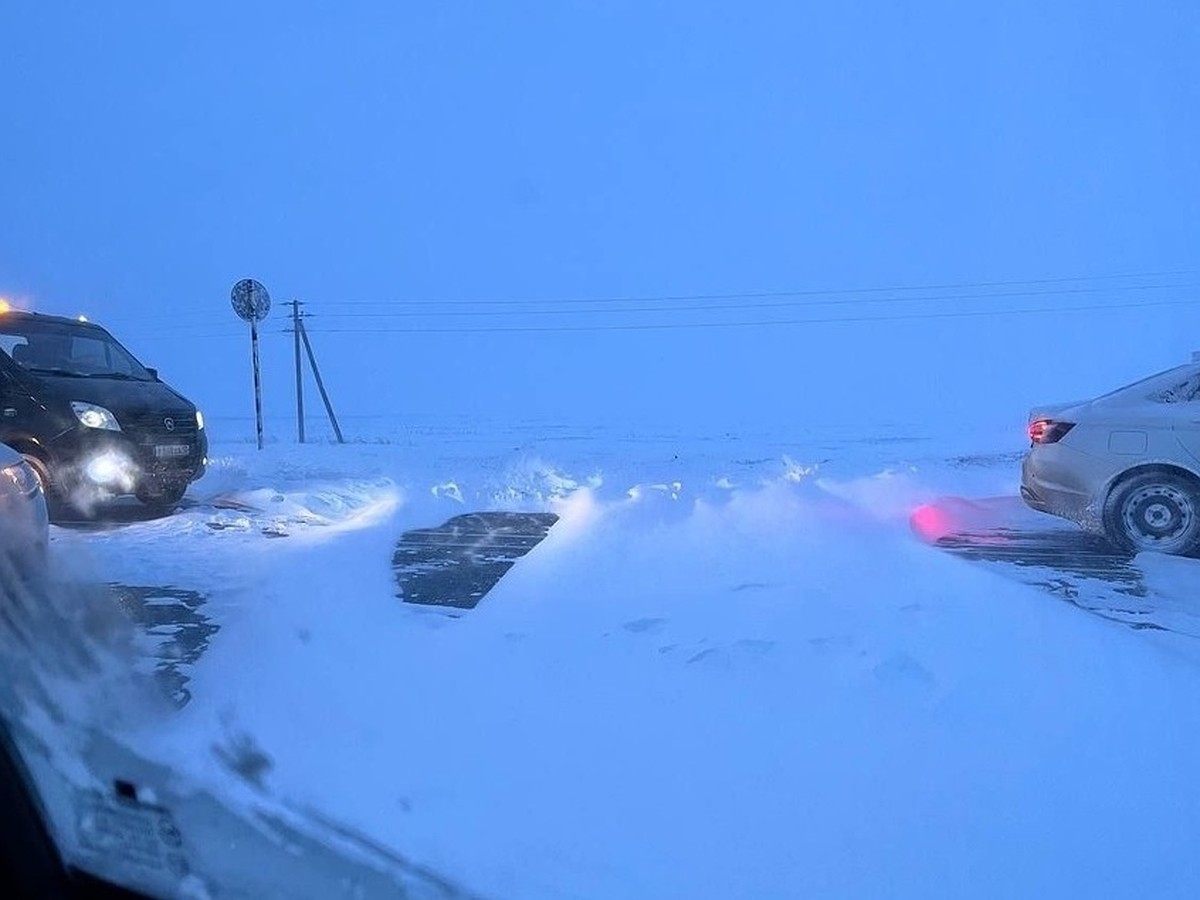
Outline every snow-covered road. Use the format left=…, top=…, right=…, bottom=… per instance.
left=45, top=423, right=1200, bottom=898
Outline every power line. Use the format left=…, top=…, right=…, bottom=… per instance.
left=49, top=268, right=1197, bottom=338
left=99, top=278, right=1192, bottom=333
left=116, top=329, right=247, bottom=339
left=298, top=295, right=1195, bottom=335
left=308, top=268, right=1195, bottom=308
left=303, top=281, right=1197, bottom=319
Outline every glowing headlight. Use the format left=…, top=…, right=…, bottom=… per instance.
left=196, top=409, right=205, bottom=430
left=71, top=401, right=121, bottom=431
left=84, top=451, right=136, bottom=489
left=1, top=461, right=40, bottom=496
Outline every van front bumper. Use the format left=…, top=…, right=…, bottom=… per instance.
left=49, top=426, right=208, bottom=496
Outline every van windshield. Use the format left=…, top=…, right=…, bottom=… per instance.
left=0, top=319, right=153, bottom=381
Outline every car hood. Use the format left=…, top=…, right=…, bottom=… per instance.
left=31, top=373, right=194, bottom=415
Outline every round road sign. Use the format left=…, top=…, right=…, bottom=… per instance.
left=231, top=278, right=271, bottom=322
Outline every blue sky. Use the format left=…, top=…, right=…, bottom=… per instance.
left=2, top=1, right=1197, bottom=435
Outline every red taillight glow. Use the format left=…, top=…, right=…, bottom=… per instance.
left=910, top=503, right=955, bottom=542
left=1028, top=419, right=1075, bottom=444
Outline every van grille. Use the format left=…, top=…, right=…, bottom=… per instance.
left=119, top=411, right=198, bottom=440
left=118, top=411, right=203, bottom=476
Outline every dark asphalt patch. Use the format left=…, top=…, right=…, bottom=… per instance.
left=916, top=496, right=1200, bottom=635
left=108, top=584, right=217, bottom=706
left=393, top=512, right=559, bottom=611
left=932, top=530, right=1168, bottom=631
left=936, top=528, right=1143, bottom=594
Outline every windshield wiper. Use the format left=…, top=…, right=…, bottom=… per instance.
left=84, top=372, right=149, bottom=382
left=26, top=367, right=147, bottom=381
left=24, top=366, right=88, bottom=378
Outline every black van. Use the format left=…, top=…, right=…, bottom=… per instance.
left=0, top=311, right=207, bottom=513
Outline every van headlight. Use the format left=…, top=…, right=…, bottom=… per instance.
left=71, top=401, right=121, bottom=431
left=196, top=409, right=205, bottom=430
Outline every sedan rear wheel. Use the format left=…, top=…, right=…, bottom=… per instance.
left=1104, top=471, right=1200, bottom=556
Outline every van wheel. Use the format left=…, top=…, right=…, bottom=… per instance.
left=1103, top=470, right=1200, bottom=556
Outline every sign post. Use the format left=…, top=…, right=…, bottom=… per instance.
left=230, top=278, right=272, bottom=450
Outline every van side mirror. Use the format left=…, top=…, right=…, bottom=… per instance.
left=146, top=367, right=159, bottom=381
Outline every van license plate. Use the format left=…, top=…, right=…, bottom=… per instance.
left=154, top=444, right=191, bottom=459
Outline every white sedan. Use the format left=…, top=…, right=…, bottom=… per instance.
left=1021, top=357, right=1200, bottom=555
left=0, top=442, right=49, bottom=577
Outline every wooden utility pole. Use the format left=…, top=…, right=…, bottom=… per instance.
left=298, top=317, right=344, bottom=444
left=288, top=300, right=306, bottom=443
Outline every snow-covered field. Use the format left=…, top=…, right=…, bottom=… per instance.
left=40, top=417, right=1200, bottom=898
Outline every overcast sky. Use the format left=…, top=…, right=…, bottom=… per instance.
left=2, top=2, right=1197, bottom=436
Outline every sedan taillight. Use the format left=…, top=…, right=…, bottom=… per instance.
left=1028, top=419, right=1075, bottom=445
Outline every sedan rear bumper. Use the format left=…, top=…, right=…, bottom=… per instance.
left=1020, top=444, right=1115, bottom=533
